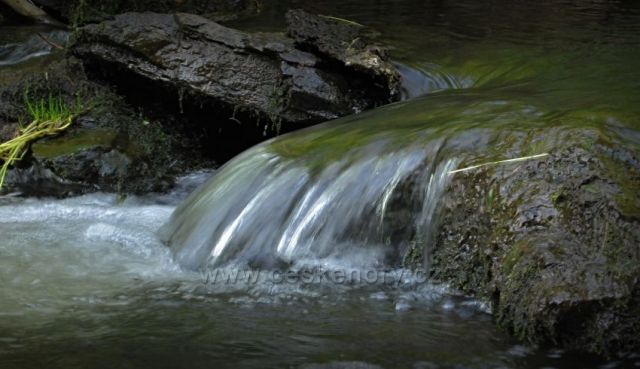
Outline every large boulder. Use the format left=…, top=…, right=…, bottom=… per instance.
left=428, top=126, right=640, bottom=356
left=71, top=10, right=401, bottom=135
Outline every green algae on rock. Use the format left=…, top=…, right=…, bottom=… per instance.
left=430, top=127, right=640, bottom=357
left=0, top=54, right=205, bottom=196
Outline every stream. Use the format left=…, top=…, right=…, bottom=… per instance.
left=1, top=173, right=633, bottom=369
left=1, top=0, right=640, bottom=368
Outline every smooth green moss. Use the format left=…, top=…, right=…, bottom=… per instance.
left=31, top=128, right=117, bottom=158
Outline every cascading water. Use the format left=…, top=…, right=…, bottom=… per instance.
left=160, top=133, right=459, bottom=271
left=1, top=92, right=635, bottom=368
left=157, top=61, right=471, bottom=271
left=1, top=88, right=636, bottom=369
left=2, top=1, right=640, bottom=366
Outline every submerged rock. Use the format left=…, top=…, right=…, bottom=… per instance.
left=428, top=126, right=640, bottom=356
left=71, top=10, right=400, bottom=134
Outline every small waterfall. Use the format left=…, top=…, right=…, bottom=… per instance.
left=159, top=87, right=566, bottom=271
left=160, top=132, right=459, bottom=270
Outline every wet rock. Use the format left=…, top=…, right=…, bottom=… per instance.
left=0, top=122, right=16, bottom=142
left=0, top=54, right=208, bottom=196
left=2, top=164, right=87, bottom=197
left=428, top=127, right=640, bottom=356
left=71, top=10, right=400, bottom=134
left=29, top=128, right=130, bottom=193
left=286, top=9, right=400, bottom=99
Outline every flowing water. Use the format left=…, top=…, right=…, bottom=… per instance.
left=0, top=26, right=68, bottom=66
left=2, top=1, right=640, bottom=368
left=1, top=173, right=633, bottom=369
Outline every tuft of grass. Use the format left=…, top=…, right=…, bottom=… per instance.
left=23, top=92, right=76, bottom=123
left=0, top=91, right=84, bottom=190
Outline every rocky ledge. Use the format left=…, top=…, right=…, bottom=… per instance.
left=1, top=9, right=402, bottom=196
left=71, top=10, right=401, bottom=134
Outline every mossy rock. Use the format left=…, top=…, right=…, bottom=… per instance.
left=429, top=127, right=640, bottom=356
left=0, top=55, right=209, bottom=196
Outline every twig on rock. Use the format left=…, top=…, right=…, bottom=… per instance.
left=448, top=153, right=550, bottom=175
